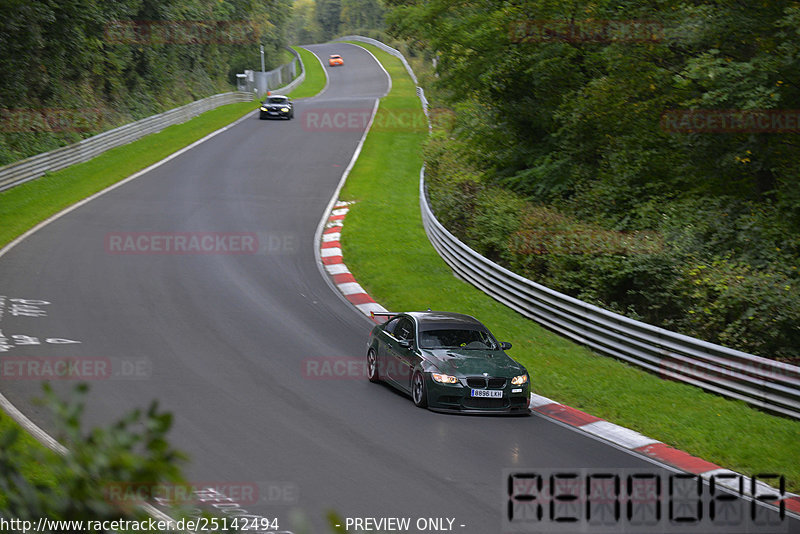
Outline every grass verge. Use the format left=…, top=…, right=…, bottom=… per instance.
left=0, top=100, right=258, bottom=247
left=338, top=42, right=800, bottom=491
left=288, top=46, right=327, bottom=99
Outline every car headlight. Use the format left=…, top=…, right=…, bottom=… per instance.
left=281, top=107, right=289, bottom=112
left=432, top=372, right=459, bottom=384
left=511, top=374, right=528, bottom=386
left=260, top=107, right=267, bottom=111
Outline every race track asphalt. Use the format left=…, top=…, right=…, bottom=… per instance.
left=0, top=43, right=795, bottom=534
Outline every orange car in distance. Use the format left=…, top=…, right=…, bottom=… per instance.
left=328, top=54, right=344, bottom=66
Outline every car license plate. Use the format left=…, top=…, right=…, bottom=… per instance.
left=471, top=389, right=503, bottom=398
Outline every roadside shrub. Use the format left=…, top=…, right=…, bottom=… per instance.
left=0, top=384, right=185, bottom=521
left=425, top=135, right=800, bottom=361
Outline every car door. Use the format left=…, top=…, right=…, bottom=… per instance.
left=377, top=316, right=401, bottom=378
left=388, top=317, right=417, bottom=392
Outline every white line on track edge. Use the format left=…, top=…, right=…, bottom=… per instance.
left=298, top=45, right=330, bottom=99
left=311, top=45, right=386, bottom=325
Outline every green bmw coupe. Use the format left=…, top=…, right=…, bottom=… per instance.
left=366, top=311, right=531, bottom=414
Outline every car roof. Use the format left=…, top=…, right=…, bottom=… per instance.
left=404, top=311, right=488, bottom=330
left=330, top=54, right=341, bottom=57
left=267, top=94, right=288, bottom=99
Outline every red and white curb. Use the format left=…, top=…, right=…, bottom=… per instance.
left=317, top=202, right=799, bottom=517
left=530, top=393, right=800, bottom=515
left=320, top=201, right=388, bottom=321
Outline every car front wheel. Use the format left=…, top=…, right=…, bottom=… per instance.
left=367, top=349, right=380, bottom=383
left=412, top=371, right=428, bottom=408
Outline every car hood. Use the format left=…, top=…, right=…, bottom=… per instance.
left=423, top=348, right=526, bottom=377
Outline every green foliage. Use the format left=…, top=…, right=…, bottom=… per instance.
left=423, top=131, right=800, bottom=361
left=0, top=384, right=185, bottom=521
left=0, top=0, right=292, bottom=166
left=338, top=42, right=800, bottom=492
left=287, top=0, right=384, bottom=43
left=387, top=0, right=800, bottom=362
left=315, top=0, right=341, bottom=40
left=289, top=0, right=324, bottom=44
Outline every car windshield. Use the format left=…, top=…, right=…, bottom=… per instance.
left=419, top=328, right=499, bottom=350
left=266, top=97, right=287, bottom=104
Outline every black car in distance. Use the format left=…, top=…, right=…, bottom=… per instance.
left=259, top=94, right=294, bottom=120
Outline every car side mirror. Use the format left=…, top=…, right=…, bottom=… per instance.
left=500, top=342, right=512, bottom=350
left=398, top=339, right=413, bottom=349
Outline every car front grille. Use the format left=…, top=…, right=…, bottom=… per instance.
left=466, top=377, right=506, bottom=389
left=463, top=397, right=508, bottom=409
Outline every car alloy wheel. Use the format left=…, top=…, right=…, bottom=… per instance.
left=367, top=349, right=380, bottom=383
left=412, top=371, right=428, bottom=408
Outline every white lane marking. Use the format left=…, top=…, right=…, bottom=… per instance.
left=312, top=96, right=380, bottom=325
left=342, top=42, right=392, bottom=98
left=299, top=45, right=330, bottom=100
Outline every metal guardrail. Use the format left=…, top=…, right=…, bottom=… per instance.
left=419, top=173, right=800, bottom=419
left=273, top=47, right=306, bottom=95
left=0, top=92, right=253, bottom=192
left=339, top=34, right=800, bottom=419
left=0, top=47, right=306, bottom=193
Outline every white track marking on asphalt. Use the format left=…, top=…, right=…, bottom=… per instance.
left=311, top=46, right=382, bottom=325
